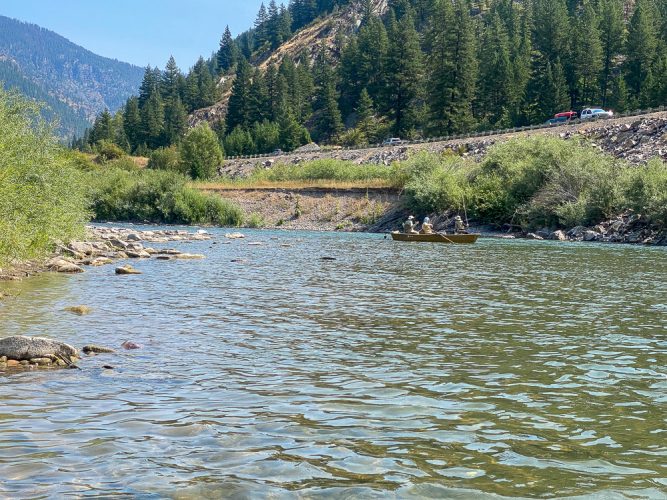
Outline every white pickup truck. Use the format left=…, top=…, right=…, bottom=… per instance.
left=580, top=108, right=614, bottom=120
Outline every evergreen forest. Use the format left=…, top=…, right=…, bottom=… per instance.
left=76, top=0, right=667, bottom=158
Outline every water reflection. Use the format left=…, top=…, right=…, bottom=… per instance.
left=1, top=230, right=666, bottom=498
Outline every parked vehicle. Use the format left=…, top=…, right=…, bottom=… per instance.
left=555, top=111, right=578, bottom=120
left=545, top=117, right=569, bottom=126
left=580, top=108, right=614, bottom=120
left=382, top=137, right=403, bottom=146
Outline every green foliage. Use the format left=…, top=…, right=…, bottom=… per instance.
left=0, top=89, right=89, bottom=265
left=180, top=123, right=224, bottom=179
left=89, top=168, right=243, bottom=226
left=95, top=140, right=126, bottom=163
left=245, top=212, right=266, bottom=228
left=399, top=152, right=469, bottom=213
left=248, top=158, right=392, bottom=183
left=147, top=146, right=182, bottom=173
left=622, top=159, right=667, bottom=225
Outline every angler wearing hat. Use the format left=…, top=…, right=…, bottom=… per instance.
left=420, top=216, right=433, bottom=234
left=454, top=215, right=468, bottom=234
left=403, top=215, right=419, bottom=234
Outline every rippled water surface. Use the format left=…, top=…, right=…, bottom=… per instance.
left=1, top=228, right=666, bottom=498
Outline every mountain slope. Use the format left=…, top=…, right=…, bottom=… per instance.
left=0, top=15, right=144, bottom=137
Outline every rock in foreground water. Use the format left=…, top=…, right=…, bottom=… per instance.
left=0, top=336, right=78, bottom=361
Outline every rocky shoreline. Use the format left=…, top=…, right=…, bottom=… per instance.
left=0, top=226, right=211, bottom=282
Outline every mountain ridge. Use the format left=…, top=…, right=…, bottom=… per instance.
left=0, top=14, right=144, bottom=137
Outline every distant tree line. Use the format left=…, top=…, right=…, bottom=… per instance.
left=75, top=0, right=667, bottom=158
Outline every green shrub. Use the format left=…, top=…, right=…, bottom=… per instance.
left=89, top=168, right=243, bottom=226
left=244, top=213, right=266, bottom=228
left=148, top=146, right=183, bottom=173
left=0, top=89, right=89, bottom=266
left=623, top=159, right=667, bottom=225
left=95, top=140, right=126, bottom=163
left=398, top=152, right=470, bottom=212
left=180, top=123, right=224, bottom=179
left=106, top=156, right=140, bottom=172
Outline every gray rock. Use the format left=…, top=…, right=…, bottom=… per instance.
left=525, top=233, right=544, bottom=240
left=548, top=230, right=567, bottom=241
left=82, top=345, right=116, bottom=354
left=0, top=336, right=78, bottom=361
left=583, top=230, right=599, bottom=241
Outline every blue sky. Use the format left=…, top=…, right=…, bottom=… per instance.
left=1, top=0, right=266, bottom=70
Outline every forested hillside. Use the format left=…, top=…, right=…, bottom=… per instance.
left=0, top=15, right=144, bottom=137
left=80, top=0, right=667, bottom=157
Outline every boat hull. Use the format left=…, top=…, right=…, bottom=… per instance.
left=390, top=232, right=479, bottom=244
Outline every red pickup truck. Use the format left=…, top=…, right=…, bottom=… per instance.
left=555, top=111, right=578, bottom=120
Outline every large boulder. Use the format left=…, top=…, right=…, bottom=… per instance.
left=0, top=336, right=78, bottom=361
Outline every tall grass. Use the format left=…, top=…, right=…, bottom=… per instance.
left=247, top=159, right=393, bottom=183
left=0, top=90, right=89, bottom=266
left=89, top=168, right=244, bottom=226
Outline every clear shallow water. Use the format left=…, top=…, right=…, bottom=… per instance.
left=1, top=228, right=666, bottom=499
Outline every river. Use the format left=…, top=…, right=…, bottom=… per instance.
left=1, top=228, right=666, bottom=498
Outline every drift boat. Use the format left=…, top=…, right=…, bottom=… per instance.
left=390, top=232, right=479, bottom=244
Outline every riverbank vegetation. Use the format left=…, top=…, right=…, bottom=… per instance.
left=0, top=89, right=89, bottom=267
left=204, top=137, right=667, bottom=231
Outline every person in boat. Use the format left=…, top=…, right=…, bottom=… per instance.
left=403, top=215, right=419, bottom=234
left=454, top=215, right=468, bottom=234
left=420, top=217, right=433, bottom=234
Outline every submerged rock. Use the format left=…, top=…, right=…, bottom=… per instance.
left=65, top=305, right=92, bottom=315
left=115, top=265, right=142, bottom=275
left=0, top=336, right=78, bottom=361
left=121, top=341, right=141, bottom=350
left=82, top=345, right=116, bottom=354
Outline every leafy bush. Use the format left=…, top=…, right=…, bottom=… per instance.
left=147, top=146, right=182, bottom=173
left=244, top=213, right=266, bottom=228
left=180, top=123, right=224, bottom=179
left=623, top=159, right=667, bottom=225
left=0, top=89, right=89, bottom=265
left=89, top=168, right=243, bottom=226
left=95, top=140, right=126, bottom=163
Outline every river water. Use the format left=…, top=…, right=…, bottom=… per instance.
left=1, top=228, right=666, bottom=499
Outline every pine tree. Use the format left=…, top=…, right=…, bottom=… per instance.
left=279, top=5, right=293, bottom=44
left=138, top=66, right=161, bottom=107
left=625, top=0, right=659, bottom=104
left=164, top=97, right=188, bottom=144
left=217, top=26, right=238, bottom=73
left=356, top=17, right=389, bottom=105
left=355, top=88, right=378, bottom=142
left=426, top=0, right=476, bottom=135
left=254, top=3, right=269, bottom=49
left=226, top=58, right=253, bottom=132
left=598, top=0, right=625, bottom=106
left=90, top=109, right=114, bottom=144
left=532, top=0, right=569, bottom=63
left=384, top=13, right=423, bottom=136
left=572, top=3, right=603, bottom=106
left=477, top=12, right=513, bottom=128
left=338, top=37, right=362, bottom=117
left=247, top=69, right=270, bottom=124
left=141, top=91, right=165, bottom=149
left=185, top=57, right=218, bottom=111
left=123, top=97, right=142, bottom=151
left=162, top=56, right=184, bottom=102
left=312, top=50, right=343, bottom=142
left=267, top=0, right=282, bottom=49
